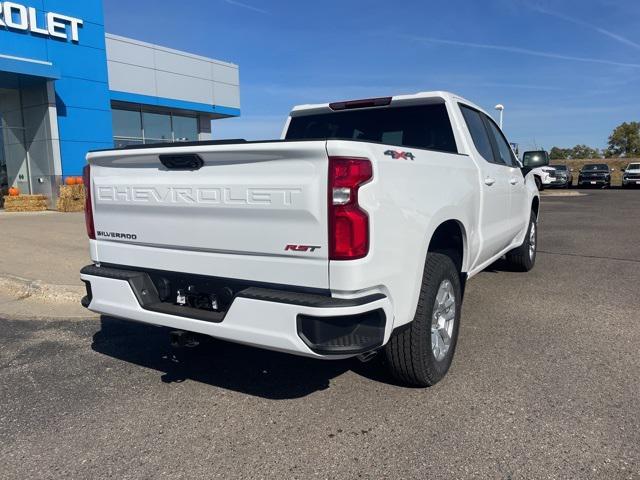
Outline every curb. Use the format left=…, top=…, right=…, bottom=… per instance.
left=540, top=191, right=587, bottom=197
left=0, top=274, right=84, bottom=304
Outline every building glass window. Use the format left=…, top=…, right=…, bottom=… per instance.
left=142, top=112, right=172, bottom=143
left=112, top=109, right=142, bottom=139
left=173, top=115, right=198, bottom=142
left=112, top=108, right=200, bottom=147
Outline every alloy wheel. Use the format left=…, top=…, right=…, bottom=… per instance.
left=431, top=280, right=456, bottom=361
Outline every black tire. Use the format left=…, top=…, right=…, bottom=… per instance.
left=534, top=176, right=542, bottom=191
left=384, top=252, right=462, bottom=387
left=505, top=211, right=537, bottom=272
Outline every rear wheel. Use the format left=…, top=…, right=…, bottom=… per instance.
left=385, top=252, right=462, bottom=387
left=505, top=211, right=537, bottom=272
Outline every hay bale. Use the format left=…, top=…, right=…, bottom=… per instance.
left=3, top=195, right=49, bottom=212
left=56, top=184, right=86, bottom=212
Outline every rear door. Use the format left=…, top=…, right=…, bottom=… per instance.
left=459, top=105, right=512, bottom=265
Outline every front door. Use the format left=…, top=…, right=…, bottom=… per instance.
left=484, top=118, right=529, bottom=241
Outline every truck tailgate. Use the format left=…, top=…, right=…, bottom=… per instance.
left=87, top=141, right=329, bottom=289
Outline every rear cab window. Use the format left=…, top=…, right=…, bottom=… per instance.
left=459, top=105, right=495, bottom=163
left=460, top=103, right=517, bottom=167
left=485, top=120, right=518, bottom=167
left=285, top=103, right=458, bottom=153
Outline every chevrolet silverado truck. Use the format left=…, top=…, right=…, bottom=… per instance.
left=577, top=163, right=613, bottom=188
left=622, top=162, right=640, bottom=188
left=548, top=164, right=573, bottom=188
left=80, top=91, right=540, bottom=387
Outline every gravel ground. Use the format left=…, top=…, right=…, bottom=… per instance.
left=1, top=189, right=639, bottom=479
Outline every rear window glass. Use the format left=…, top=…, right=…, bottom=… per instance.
left=285, top=104, right=458, bottom=153
left=459, top=105, right=494, bottom=163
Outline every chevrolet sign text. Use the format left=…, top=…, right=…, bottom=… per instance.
left=0, top=1, right=83, bottom=42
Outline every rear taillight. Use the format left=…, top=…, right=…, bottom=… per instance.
left=83, top=164, right=95, bottom=239
left=328, top=157, right=372, bottom=260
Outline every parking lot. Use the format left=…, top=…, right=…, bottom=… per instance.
left=1, top=189, right=639, bottom=479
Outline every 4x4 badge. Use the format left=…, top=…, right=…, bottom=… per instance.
left=384, top=150, right=415, bottom=160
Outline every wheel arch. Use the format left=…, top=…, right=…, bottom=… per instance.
left=531, top=196, right=540, bottom=218
left=427, top=219, right=468, bottom=274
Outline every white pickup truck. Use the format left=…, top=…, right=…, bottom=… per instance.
left=80, top=91, right=540, bottom=387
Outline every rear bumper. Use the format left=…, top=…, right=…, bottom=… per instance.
left=80, top=265, right=393, bottom=359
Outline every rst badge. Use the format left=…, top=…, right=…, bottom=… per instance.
left=384, top=150, right=415, bottom=160
left=285, top=244, right=321, bottom=253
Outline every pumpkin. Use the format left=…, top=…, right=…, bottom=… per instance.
left=64, top=177, right=76, bottom=185
left=8, top=187, right=20, bottom=196
left=75, top=176, right=84, bottom=185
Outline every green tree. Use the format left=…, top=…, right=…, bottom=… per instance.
left=549, top=147, right=571, bottom=160
left=570, top=144, right=601, bottom=159
left=606, top=121, right=640, bottom=157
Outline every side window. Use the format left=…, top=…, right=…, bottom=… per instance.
left=485, top=119, right=517, bottom=167
left=460, top=105, right=494, bottom=163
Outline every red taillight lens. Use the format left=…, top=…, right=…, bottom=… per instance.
left=83, top=164, right=95, bottom=239
left=328, top=157, right=372, bottom=260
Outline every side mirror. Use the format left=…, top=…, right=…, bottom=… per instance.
left=522, top=151, right=550, bottom=168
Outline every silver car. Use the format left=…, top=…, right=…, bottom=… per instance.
left=548, top=164, right=573, bottom=188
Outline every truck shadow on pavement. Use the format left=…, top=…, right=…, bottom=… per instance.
left=91, top=316, right=393, bottom=399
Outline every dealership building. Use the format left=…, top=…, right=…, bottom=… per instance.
left=0, top=0, right=240, bottom=207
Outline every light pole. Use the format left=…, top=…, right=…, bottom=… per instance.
left=494, top=104, right=504, bottom=129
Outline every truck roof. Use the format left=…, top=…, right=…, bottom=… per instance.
left=290, top=90, right=489, bottom=118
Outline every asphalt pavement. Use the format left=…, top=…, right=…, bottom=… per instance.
left=1, top=189, right=639, bottom=479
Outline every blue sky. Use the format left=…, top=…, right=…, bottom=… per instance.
left=103, top=0, right=640, bottom=151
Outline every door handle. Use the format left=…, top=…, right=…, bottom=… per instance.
left=510, top=178, right=519, bottom=185
left=484, top=177, right=496, bottom=186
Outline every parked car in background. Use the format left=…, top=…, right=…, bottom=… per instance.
left=622, top=162, right=640, bottom=188
left=522, top=151, right=555, bottom=190
left=577, top=164, right=612, bottom=188
left=548, top=164, right=573, bottom=188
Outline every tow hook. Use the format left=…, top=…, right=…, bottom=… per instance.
left=357, top=350, right=379, bottom=363
left=169, top=330, right=200, bottom=348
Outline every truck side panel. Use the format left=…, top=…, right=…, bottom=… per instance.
left=326, top=140, right=481, bottom=328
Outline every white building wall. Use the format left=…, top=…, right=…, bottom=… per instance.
left=105, top=34, right=240, bottom=112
